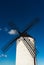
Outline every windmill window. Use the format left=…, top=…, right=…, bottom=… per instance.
left=29, top=39, right=30, bottom=41
left=18, top=40, right=20, bottom=42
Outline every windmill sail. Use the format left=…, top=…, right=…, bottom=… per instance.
left=1, top=36, right=20, bottom=52
left=1, top=18, right=39, bottom=53
left=23, top=37, right=35, bottom=58
left=8, top=21, right=20, bottom=34
left=22, top=18, right=39, bottom=33
left=24, top=37, right=38, bottom=56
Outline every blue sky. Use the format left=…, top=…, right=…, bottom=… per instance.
left=0, top=0, right=44, bottom=65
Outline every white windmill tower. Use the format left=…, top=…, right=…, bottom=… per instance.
left=16, top=34, right=35, bottom=65
left=1, top=18, right=39, bottom=65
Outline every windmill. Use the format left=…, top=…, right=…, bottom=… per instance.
left=1, top=18, right=39, bottom=65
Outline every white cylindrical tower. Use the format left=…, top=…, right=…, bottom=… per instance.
left=16, top=36, right=35, bottom=65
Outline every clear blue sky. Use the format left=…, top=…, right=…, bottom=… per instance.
left=0, top=0, right=44, bottom=65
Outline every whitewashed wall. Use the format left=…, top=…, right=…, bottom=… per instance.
left=16, top=37, right=35, bottom=65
